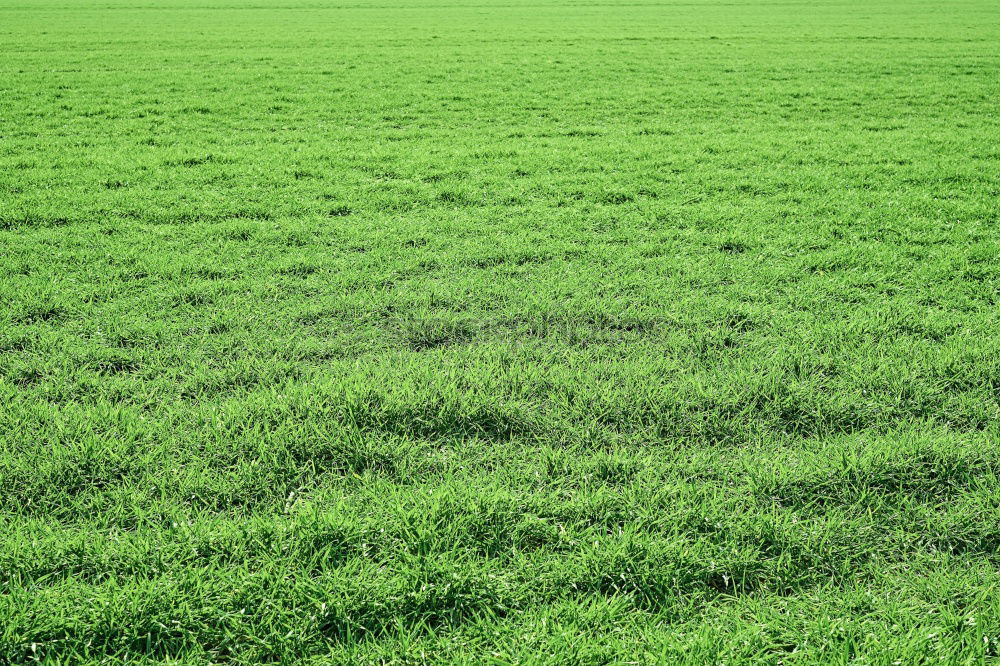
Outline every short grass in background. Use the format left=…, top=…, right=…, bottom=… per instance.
left=1, top=0, right=999, bottom=662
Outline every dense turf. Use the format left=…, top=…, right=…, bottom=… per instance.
left=1, top=0, right=999, bottom=662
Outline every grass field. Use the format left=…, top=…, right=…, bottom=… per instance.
left=2, top=0, right=999, bottom=662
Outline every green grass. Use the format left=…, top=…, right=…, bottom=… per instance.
left=1, top=0, right=999, bottom=662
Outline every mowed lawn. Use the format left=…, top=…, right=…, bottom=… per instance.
left=1, top=0, right=999, bottom=662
